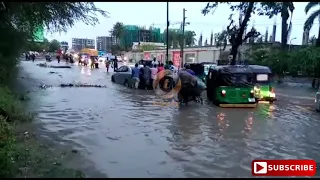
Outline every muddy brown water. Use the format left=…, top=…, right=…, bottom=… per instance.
left=14, top=60, right=320, bottom=178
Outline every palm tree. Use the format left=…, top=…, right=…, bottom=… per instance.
left=304, top=2, right=320, bottom=46
left=110, top=22, right=124, bottom=45
left=281, top=2, right=294, bottom=50
left=184, top=31, right=196, bottom=46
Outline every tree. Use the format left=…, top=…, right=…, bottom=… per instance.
left=256, top=35, right=264, bottom=43
left=304, top=2, right=320, bottom=46
left=0, top=2, right=108, bottom=85
left=110, top=45, right=124, bottom=55
left=162, top=29, right=179, bottom=48
left=202, top=2, right=260, bottom=65
left=48, top=39, right=60, bottom=52
left=140, top=44, right=156, bottom=51
left=110, top=22, right=126, bottom=49
left=309, top=35, right=317, bottom=45
left=259, top=2, right=295, bottom=50
left=184, top=31, right=196, bottom=46
left=214, top=30, right=229, bottom=51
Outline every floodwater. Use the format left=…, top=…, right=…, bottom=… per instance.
left=15, top=60, right=320, bottom=178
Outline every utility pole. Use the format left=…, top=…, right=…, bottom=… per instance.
left=180, top=8, right=186, bottom=68
left=166, top=2, right=169, bottom=64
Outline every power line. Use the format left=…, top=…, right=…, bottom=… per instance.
left=152, top=17, right=315, bottom=29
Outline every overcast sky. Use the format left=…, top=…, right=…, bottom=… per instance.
left=47, top=2, right=317, bottom=46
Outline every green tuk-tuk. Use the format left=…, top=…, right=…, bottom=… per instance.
left=249, top=65, right=276, bottom=103
left=200, top=62, right=217, bottom=77
left=188, top=63, right=206, bottom=82
left=206, top=65, right=257, bottom=108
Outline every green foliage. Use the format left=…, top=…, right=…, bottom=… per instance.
left=202, top=2, right=259, bottom=63
left=0, top=2, right=108, bottom=177
left=259, top=2, right=295, bottom=49
left=0, top=86, right=32, bottom=177
left=48, top=39, right=60, bottom=52
left=162, top=29, right=196, bottom=48
left=247, top=45, right=320, bottom=77
left=140, top=44, right=156, bottom=51
left=304, top=2, right=320, bottom=46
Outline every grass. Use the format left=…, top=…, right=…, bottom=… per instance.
left=0, top=85, right=86, bottom=178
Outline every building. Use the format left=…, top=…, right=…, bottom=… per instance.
left=96, top=36, right=112, bottom=52
left=71, top=38, right=95, bottom=51
left=119, top=25, right=162, bottom=49
left=125, top=45, right=233, bottom=67
left=131, top=42, right=165, bottom=50
left=60, top=41, right=69, bottom=52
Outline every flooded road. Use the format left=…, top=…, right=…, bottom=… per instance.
left=16, top=60, right=320, bottom=178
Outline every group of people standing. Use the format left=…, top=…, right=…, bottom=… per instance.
left=131, top=58, right=166, bottom=89
left=25, top=53, right=36, bottom=62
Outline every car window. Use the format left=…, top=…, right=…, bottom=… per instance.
left=117, top=66, right=129, bottom=72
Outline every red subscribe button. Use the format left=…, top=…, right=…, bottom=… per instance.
left=252, top=160, right=316, bottom=176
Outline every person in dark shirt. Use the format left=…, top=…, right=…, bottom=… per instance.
left=185, top=64, right=196, bottom=76
left=31, top=53, right=36, bottom=62
left=139, top=65, right=145, bottom=89
left=113, top=57, right=118, bottom=71
left=131, top=63, right=140, bottom=89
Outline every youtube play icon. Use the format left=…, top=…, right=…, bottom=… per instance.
left=253, top=162, right=267, bottom=174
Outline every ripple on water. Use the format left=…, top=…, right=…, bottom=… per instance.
left=22, top=64, right=320, bottom=178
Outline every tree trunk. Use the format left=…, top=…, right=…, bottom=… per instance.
left=230, top=47, right=238, bottom=65
left=316, top=26, right=320, bottom=47
left=229, top=2, right=255, bottom=65
left=281, top=4, right=289, bottom=50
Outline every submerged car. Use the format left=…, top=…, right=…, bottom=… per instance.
left=316, top=89, right=320, bottom=112
left=111, top=65, right=134, bottom=87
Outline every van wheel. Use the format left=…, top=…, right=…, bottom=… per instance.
left=111, top=76, right=115, bottom=82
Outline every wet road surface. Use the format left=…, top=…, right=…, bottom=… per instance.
left=16, top=60, right=320, bottom=178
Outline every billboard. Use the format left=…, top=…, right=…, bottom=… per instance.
left=33, top=26, right=44, bottom=42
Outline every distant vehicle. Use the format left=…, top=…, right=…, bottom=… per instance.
left=249, top=65, right=276, bottom=103
left=98, top=54, right=114, bottom=62
left=316, top=89, right=320, bottom=112
left=111, top=65, right=134, bottom=87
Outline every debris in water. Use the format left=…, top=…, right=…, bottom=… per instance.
left=39, top=84, right=52, bottom=89
left=71, top=149, right=78, bottom=153
left=37, top=63, right=71, bottom=68
left=60, top=83, right=107, bottom=88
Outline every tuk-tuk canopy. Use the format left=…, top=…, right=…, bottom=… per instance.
left=80, top=48, right=98, bottom=56
left=249, top=65, right=272, bottom=74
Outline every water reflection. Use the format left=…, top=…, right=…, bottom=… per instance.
left=16, top=61, right=320, bottom=178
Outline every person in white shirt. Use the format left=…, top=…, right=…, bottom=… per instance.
left=150, top=64, right=158, bottom=88
left=151, top=57, right=159, bottom=66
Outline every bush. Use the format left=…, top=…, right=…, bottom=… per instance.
left=0, top=86, right=32, bottom=177
left=247, top=45, right=320, bottom=77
